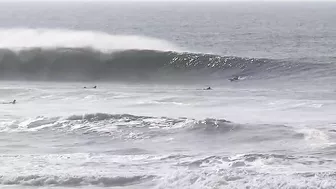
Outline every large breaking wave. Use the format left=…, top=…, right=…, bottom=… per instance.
left=0, top=29, right=334, bottom=82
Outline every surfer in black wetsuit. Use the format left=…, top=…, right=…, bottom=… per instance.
left=83, top=86, right=96, bottom=89
left=2, top=100, right=16, bottom=104
left=204, top=87, right=212, bottom=90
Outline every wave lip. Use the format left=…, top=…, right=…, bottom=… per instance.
left=0, top=28, right=181, bottom=52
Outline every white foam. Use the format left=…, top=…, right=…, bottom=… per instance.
left=0, top=28, right=182, bottom=52
left=155, top=153, right=336, bottom=189
left=297, top=128, right=333, bottom=148
left=0, top=174, right=152, bottom=187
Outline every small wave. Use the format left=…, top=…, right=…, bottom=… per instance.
left=1, top=113, right=237, bottom=139
left=0, top=174, right=154, bottom=187
left=135, top=100, right=190, bottom=106
left=66, top=113, right=151, bottom=122
left=177, top=154, right=293, bottom=169
left=175, top=152, right=335, bottom=172
left=187, top=118, right=236, bottom=134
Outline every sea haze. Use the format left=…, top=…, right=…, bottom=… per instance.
left=0, top=1, right=336, bottom=189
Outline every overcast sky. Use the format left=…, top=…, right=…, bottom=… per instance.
left=0, top=0, right=335, bottom=2
left=0, top=0, right=336, bottom=1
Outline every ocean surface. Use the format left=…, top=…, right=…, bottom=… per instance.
left=0, top=1, right=336, bottom=188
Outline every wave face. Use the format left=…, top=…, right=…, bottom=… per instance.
left=2, top=47, right=334, bottom=82
left=0, top=29, right=335, bottom=82
left=0, top=48, right=262, bottom=81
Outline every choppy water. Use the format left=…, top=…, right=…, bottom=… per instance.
left=0, top=1, right=336, bottom=189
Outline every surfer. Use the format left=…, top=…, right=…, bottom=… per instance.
left=2, top=100, right=16, bottom=104
left=229, top=76, right=239, bottom=82
left=204, top=87, right=212, bottom=90
left=84, top=86, right=96, bottom=89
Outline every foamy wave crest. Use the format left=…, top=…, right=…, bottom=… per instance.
left=0, top=28, right=181, bottom=52
left=1, top=113, right=236, bottom=139
left=0, top=174, right=154, bottom=187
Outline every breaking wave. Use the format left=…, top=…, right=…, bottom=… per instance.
left=1, top=113, right=237, bottom=137
left=0, top=29, right=335, bottom=82
left=1, top=47, right=332, bottom=82
left=0, top=112, right=313, bottom=144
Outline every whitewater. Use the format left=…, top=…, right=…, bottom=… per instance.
left=1, top=1, right=336, bottom=189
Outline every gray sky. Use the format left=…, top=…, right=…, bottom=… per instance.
left=0, top=0, right=335, bottom=3
left=1, top=0, right=336, bottom=1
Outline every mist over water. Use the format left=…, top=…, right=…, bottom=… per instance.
left=0, top=1, right=336, bottom=189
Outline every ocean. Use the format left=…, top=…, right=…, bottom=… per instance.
left=0, top=1, right=336, bottom=188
